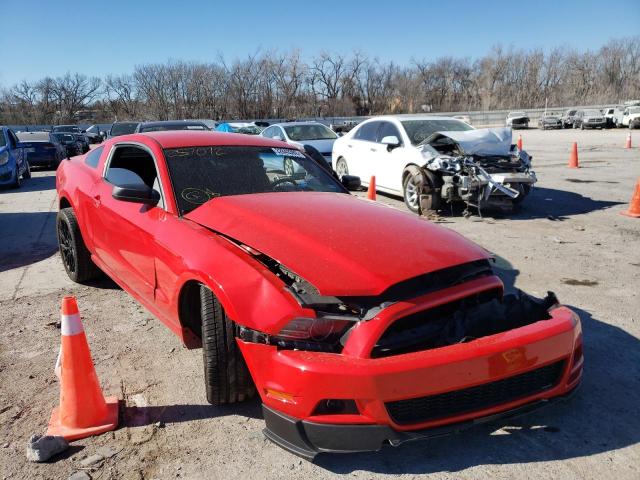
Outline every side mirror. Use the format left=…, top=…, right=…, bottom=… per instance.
left=341, top=174, right=361, bottom=190
left=112, top=183, right=160, bottom=205
left=81, top=130, right=86, bottom=133
left=380, top=135, right=401, bottom=150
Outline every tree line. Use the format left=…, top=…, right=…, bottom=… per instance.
left=1, top=36, right=639, bottom=125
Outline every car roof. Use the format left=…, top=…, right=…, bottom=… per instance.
left=270, top=121, right=328, bottom=127
left=359, top=115, right=463, bottom=123
left=138, top=120, right=206, bottom=127
left=121, top=130, right=296, bottom=149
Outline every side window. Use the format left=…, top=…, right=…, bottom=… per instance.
left=274, top=127, right=285, bottom=140
left=105, top=145, right=164, bottom=209
left=354, top=122, right=380, bottom=142
left=85, top=146, right=104, bottom=168
left=0, top=131, right=6, bottom=148
left=377, top=122, right=402, bottom=144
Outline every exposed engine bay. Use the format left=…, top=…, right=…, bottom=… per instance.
left=417, top=127, right=537, bottom=215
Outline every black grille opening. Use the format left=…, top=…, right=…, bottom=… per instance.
left=371, top=290, right=557, bottom=358
left=371, top=289, right=502, bottom=358
left=386, top=360, right=565, bottom=425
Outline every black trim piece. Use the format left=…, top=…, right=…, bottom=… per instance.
left=261, top=383, right=580, bottom=461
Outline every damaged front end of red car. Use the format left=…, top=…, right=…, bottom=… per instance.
left=232, top=254, right=583, bottom=460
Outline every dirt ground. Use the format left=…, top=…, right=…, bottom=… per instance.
left=1, top=128, right=639, bottom=480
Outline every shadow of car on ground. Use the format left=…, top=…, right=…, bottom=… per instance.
left=0, top=211, right=58, bottom=272
left=0, top=172, right=56, bottom=193
left=375, top=186, right=624, bottom=220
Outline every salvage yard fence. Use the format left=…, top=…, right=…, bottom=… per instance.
left=8, top=104, right=623, bottom=132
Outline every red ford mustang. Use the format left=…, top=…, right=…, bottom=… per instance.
left=56, top=131, right=583, bottom=459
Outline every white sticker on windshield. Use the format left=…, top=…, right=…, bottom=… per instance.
left=272, top=147, right=305, bottom=158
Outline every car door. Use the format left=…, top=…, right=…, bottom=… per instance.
left=373, top=121, right=407, bottom=193
left=88, top=143, right=167, bottom=302
left=346, top=121, right=380, bottom=181
left=8, top=130, right=24, bottom=174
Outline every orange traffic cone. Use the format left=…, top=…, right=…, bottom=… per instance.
left=620, top=178, right=640, bottom=218
left=517, top=134, right=523, bottom=150
left=367, top=176, right=376, bottom=201
left=568, top=142, right=579, bottom=168
left=47, top=296, right=118, bottom=441
left=625, top=133, right=632, bottom=149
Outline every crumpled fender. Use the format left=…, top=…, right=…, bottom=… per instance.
left=165, top=221, right=312, bottom=337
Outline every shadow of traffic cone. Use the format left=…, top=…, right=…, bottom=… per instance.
left=625, top=133, right=632, bottom=149
left=620, top=178, right=640, bottom=218
left=568, top=142, right=579, bottom=168
left=517, top=134, right=523, bottom=150
left=47, top=296, right=119, bottom=441
left=367, top=176, right=376, bottom=201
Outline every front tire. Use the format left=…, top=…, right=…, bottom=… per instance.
left=56, top=208, right=101, bottom=283
left=10, top=168, right=21, bottom=189
left=403, top=165, right=441, bottom=214
left=200, top=285, right=255, bottom=406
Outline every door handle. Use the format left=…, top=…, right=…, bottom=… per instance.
left=93, top=194, right=101, bottom=207
left=370, top=148, right=378, bottom=152
left=347, top=144, right=353, bottom=148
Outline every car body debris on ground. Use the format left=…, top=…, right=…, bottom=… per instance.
left=0, top=128, right=639, bottom=479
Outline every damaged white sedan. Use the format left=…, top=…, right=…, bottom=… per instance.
left=332, top=115, right=536, bottom=215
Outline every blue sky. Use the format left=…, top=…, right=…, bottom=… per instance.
left=0, top=0, right=638, bottom=87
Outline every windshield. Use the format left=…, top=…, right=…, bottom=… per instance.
left=283, top=124, right=337, bottom=141
left=401, top=119, right=473, bottom=146
left=110, top=122, right=139, bottom=136
left=629, top=107, right=640, bottom=114
left=140, top=122, right=208, bottom=133
left=86, top=125, right=99, bottom=133
left=236, top=125, right=264, bottom=135
left=508, top=112, right=526, bottom=118
left=584, top=110, right=601, bottom=116
left=165, top=145, right=345, bottom=214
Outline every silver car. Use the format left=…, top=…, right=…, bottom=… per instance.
left=260, top=122, right=337, bottom=173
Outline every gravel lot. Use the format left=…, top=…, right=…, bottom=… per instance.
left=1, top=128, right=639, bottom=480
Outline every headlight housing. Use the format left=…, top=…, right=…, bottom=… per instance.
left=0, top=151, right=9, bottom=166
left=270, top=317, right=355, bottom=352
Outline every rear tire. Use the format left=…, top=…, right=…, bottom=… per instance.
left=200, top=285, right=255, bottom=406
left=23, top=162, right=31, bottom=179
left=56, top=208, right=101, bottom=283
left=335, top=157, right=350, bottom=181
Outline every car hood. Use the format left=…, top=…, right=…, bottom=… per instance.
left=289, top=138, right=335, bottom=154
left=184, top=192, right=490, bottom=297
left=424, top=127, right=513, bottom=156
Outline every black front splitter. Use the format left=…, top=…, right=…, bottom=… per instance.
left=262, top=384, right=580, bottom=461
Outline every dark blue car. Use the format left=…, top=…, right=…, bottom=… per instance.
left=0, top=126, right=30, bottom=188
left=16, top=131, right=66, bottom=168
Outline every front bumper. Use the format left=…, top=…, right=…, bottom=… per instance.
left=263, top=382, right=581, bottom=460
left=238, top=281, right=583, bottom=458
